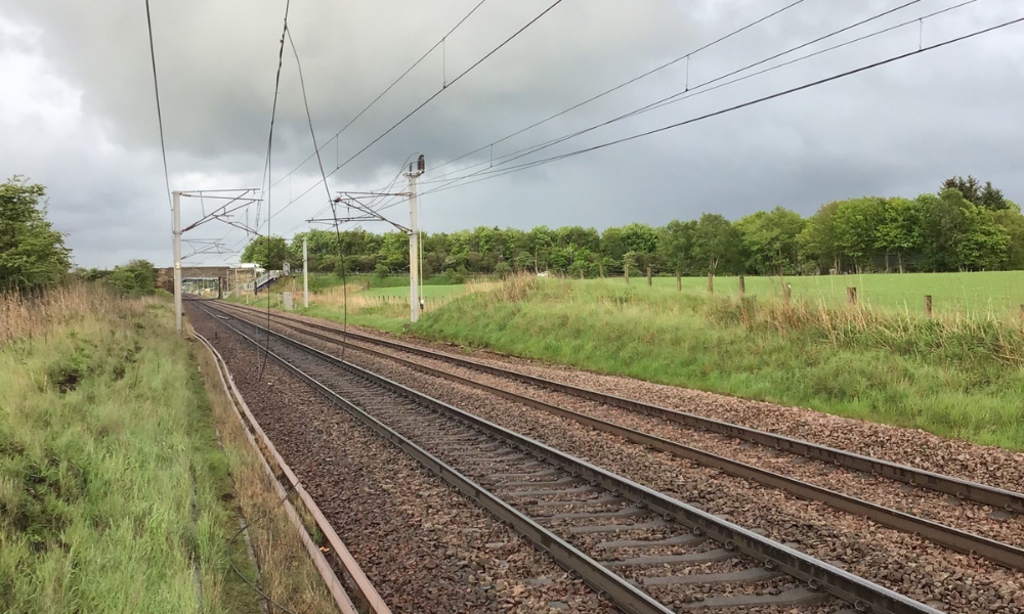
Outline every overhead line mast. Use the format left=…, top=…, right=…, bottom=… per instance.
left=309, top=155, right=427, bottom=324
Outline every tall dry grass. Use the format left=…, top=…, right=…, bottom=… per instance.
left=0, top=283, right=157, bottom=347
left=707, top=294, right=1024, bottom=367
left=309, top=278, right=501, bottom=313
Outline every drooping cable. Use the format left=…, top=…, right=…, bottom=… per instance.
left=144, top=0, right=174, bottom=212
left=256, top=0, right=292, bottom=382
left=286, top=26, right=350, bottom=360
left=267, top=0, right=492, bottom=192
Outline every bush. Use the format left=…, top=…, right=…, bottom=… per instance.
left=108, top=260, right=157, bottom=297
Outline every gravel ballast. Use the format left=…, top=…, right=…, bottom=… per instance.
left=189, top=304, right=617, bottom=614
left=212, top=305, right=1024, bottom=614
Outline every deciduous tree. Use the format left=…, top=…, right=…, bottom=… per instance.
left=240, top=235, right=288, bottom=269
left=0, top=177, right=71, bottom=291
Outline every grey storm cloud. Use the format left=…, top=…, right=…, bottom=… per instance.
left=1, top=0, right=1022, bottom=268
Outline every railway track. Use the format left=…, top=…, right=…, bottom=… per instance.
left=193, top=299, right=944, bottom=614
left=211, top=300, right=1024, bottom=572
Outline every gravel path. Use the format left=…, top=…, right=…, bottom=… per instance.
left=215, top=306, right=1024, bottom=614
left=189, top=304, right=618, bottom=614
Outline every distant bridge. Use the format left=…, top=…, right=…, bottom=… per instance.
left=155, top=266, right=234, bottom=295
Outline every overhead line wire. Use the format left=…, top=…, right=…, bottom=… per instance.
left=256, top=0, right=568, bottom=232
left=425, top=0, right=932, bottom=185
left=286, top=26, right=351, bottom=358
left=256, top=0, right=292, bottom=382
left=420, top=13, right=1023, bottom=197
left=429, top=0, right=813, bottom=177
left=267, top=0, right=491, bottom=192
left=421, top=0, right=977, bottom=192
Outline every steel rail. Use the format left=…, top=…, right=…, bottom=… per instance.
left=198, top=302, right=945, bottom=614
left=193, top=303, right=674, bottom=614
left=210, top=302, right=1024, bottom=570
left=192, top=330, right=385, bottom=614
left=214, top=300, right=1024, bottom=514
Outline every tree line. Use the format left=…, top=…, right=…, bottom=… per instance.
left=242, top=176, right=1024, bottom=279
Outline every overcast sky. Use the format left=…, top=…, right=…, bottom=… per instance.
left=1, top=0, right=1022, bottom=268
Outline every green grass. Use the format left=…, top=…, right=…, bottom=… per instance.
left=0, top=297, right=260, bottom=613
left=410, top=277, right=1024, bottom=450
left=643, top=270, right=1024, bottom=317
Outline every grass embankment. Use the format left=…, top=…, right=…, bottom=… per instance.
left=413, top=277, right=1024, bottom=450
left=0, top=285, right=334, bottom=613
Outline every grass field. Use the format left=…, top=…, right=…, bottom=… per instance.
left=411, top=276, right=1024, bottom=450
left=0, top=285, right=338, bottom=613
left=641, top=270, right=1024, bottom=317
left=295, top=270, right=1024, bottom=318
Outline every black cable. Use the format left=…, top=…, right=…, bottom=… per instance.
left=425, top=0, right=935, bottom=186
left=144, top=0, right=174, bottom=212
left=286, top=27, right=350, bottom=361
left=267, top=0, right=492, bottom=192
left=228, top=483, right=304, bottom=614
left=421, top=14, right=1024, bottom=197
left=257, top=0, right=292, bottom=383
left=430, top=0, right=813, bottom=178
left=422, top=0, right=982, bottom=193
left=257, top=0, right=567, bottom=232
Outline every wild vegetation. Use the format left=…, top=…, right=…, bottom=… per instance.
left=265, top=176, right=1023, bottom=280
left=0, top=285, right=268, bottom=612
left=77, top=259, right=160, bottom=297
left=1, top=282, right=339, bottom=614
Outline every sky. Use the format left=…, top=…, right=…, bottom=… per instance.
left=1, top=0, right=1022, bottom=268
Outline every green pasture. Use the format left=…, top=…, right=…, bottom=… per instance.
left=642, top=271, right=1024, bottom=317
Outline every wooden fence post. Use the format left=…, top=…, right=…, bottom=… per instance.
left=707, top=273, right=714, bottom=294
left=647, top=266, right=652, bottom=286
left=625, top=265, right=629, bottom=285
left=925, top=295, right=933, bottom=318
left=847, top=287, right=857, bottom=305
left=738, top=276, right=745, bottom=296
left=676, top=272, right=682, bottom=292
left=784, top=283, right=792, bottom=307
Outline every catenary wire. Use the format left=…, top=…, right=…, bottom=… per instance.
left=421, top=0, right=981, bottom=192
left=425, top=0, right=938, bottom=186
left=267, top=0, right=492, bottom=192
left=255, top=0, right=568, bottom=234
left=429, top=0, right=816, bottom=178
left=420, top=14, right=1024, bottom=197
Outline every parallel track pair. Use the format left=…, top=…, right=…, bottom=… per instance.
left=194, top=300, right=961, bottom=614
